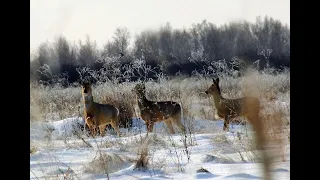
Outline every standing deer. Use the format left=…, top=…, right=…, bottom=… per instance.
left=81, top=82, right=121, bottom=137
left=133, top=83, right=186, bottom=134
left=205, top=78, right=262, bottom=132
left=205, top=77, right=271, bottom=180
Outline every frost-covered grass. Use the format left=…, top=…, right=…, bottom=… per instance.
left=30, top=64, right=290, bottom=123
left=30, top=60, right=290, bottom=179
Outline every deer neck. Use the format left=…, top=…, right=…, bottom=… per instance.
left=83, top=94, right=94, bottom=109
left=136, top=92, right=149, bottom=108
left=212, top=90, right=224, bottom=109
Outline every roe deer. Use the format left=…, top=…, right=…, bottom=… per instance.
left=205, top=78, right=271, bottom=180
left=133, top=83, right=186, bottom=134
left=205, top=78, right=262, bottom=132
left=81, top=82, right=121, bottom=137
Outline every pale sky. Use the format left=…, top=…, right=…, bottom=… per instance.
left=30, top=0, right=290, bottom=53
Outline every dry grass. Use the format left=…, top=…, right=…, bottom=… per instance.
left=30, top=66, right=289, bottom=123
left=101, top=95, right=134, bottom=128
left=134, top=146, right=149, bottom=171
left=30, top=59, right=289, bottom=178
left=30, top=143, right=37, bottom=154
left=30, top=65, right=290, bottom=156
left=84, top=152, right=132, bottom=174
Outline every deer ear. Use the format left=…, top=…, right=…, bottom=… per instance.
left=212, top=78, right=216, bottom=83
left=216, top=78, right=219, bottom=84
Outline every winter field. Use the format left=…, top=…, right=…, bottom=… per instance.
left=30, top=117, right=290, bottom=180
left=30, top=63, right=290, bottom=180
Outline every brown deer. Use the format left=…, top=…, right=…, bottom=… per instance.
left=205, top=78, right=262, bottom=132
left=133, top=83, right=186, bottom=134
left=205, top=78, right=272, bottom=180
left=81, top=82, right=121, bottom=137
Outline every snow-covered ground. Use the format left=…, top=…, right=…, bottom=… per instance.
left=30, top=115, right=290, bottom=180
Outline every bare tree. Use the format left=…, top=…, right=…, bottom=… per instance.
left=113, top=27, right=131, bottom=55
left=78, top=35, right=98, bottom=68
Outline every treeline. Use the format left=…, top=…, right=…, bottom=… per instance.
left=30, top=16, right=290, bottom=86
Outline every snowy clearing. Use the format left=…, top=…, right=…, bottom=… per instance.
left=30, top=115, right=290, bottom=180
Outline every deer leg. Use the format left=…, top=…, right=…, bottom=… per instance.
left=223, top=115, right=230, bottom=131
left=85, top=116, right=92, bottom=136
left=92, top=126, right=96, bottom=137
left=171, top=113, right=186, bottom=134
left=87, top=124, right=94, bottom=137
left=164, top=120, right=175, bottom=134
left=86, top=122, right=95, bottom=137
left=148, top=121, right=154, bottom=132
left=84, top=123, right=91, bottom=137
left=144, top=119, right=153, bottom=132
left=99, top=125, right=106, bottom=137
left=145, top=118, right=154, bottom=133
left=176, top=121, right=186, bottom=134
left=111, top=121, right=121, bottom=137
left=144, top=120, right=149, bottom=132
left=87, top=116, right=97, bottom=137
